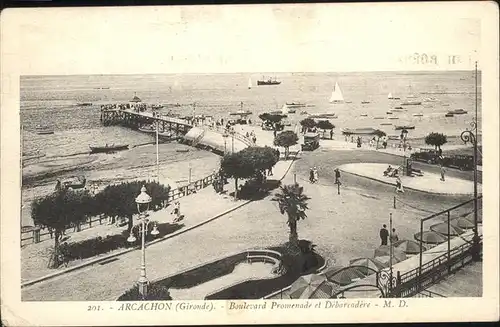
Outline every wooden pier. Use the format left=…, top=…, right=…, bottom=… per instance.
left=100, top=109, right=193, bottom=135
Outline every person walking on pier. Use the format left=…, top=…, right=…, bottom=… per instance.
left=380, top=225, right=389, bottom=246
left=309, top=168, right=315, bottom=183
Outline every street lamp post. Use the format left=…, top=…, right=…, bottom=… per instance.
left=223, top=132, right=228, bottom=154
left=460, top=61, right=480, bottom=261
left=128, top=186, right=160, bottom=299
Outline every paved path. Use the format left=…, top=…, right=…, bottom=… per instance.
left=22, top=157, right=294, bottom=300
left=339, top=163, right=481, bottom=195
left=21, top=186, right=242, bottom=283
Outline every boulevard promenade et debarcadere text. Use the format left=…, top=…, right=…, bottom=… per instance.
left=116, top=300, right=372, bottom=311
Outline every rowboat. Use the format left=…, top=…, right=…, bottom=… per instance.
left=447, top=109, right=467, bottom=115
left=394, top=125, right=415, bottom=130
left=35, top=125, right=54, bottom=135
left=89, top=144, right=129, bottom=153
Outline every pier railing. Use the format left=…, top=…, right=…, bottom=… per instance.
left=21, top=172, right=219, bottom=246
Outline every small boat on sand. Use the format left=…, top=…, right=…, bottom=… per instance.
left=447, top=109, right=468, bottom=115
left=59, top=176, right=87, bottom=190
left=76, top=102, right=93, bottom=107
left=35, top=125, right=54, bottom=135
left=394, top=125, right=415, bottom=130
left=176, top=149, right=190, bottom=153
left=89, top=144, right=129, bottom=153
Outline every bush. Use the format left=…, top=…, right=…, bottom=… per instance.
left=118, top=284, right=172, bottom=301
left=61, top=222, right=183, bottom=262
left=238, top=179, right=282, bottom=200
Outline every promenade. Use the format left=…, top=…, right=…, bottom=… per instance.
left=21, top=122, right=481, bottom=301
left=339, top=163, right=480, bottom=195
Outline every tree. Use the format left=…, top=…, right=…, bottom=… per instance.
left=373, top=129, right=387, bottom=149
left=272, top=183, right=310, bottom=246
left=274, top=131, right=299, bottom=159
left=93, top=180, right=170, bottom=234
left=316, top=120, right=335, bottom=138
left=425, top=132, right=447, bottom=151
left=31, top=189, right=94, bottom=268
left=220, top=152, right=254, bottom=199
left=300, top=118, right=316, bottom=133
left=239, top=146, right=279, bottom=173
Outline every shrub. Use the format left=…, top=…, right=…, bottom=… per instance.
left=118, top=284, right=172, bottom=301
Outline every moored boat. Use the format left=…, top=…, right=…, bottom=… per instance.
left=286, top=102, right=307, bottom=107
left=380, top=122, right=393, bottom=126
left=35, top=125, right=54, bottom=135
left=388, top=117, right=399, bottom=120
left=76, top=102, right=93, bottom=107
left=89, top=144, right=129, bottom=153
left=374, top=117, right=385, bottom=120
left=360, top=114, right=368, bottom=117
left=445, top=113, right=455, bottom=117
left=401, top=101, right=422, bottom=106
left=393, top=106, right=404, bottom=110
left=412, top=113, right=424, bottom=117
left=388, top=92, right=400, bottom=100
left=386, top=111, right=393, bottom=114
left=341, top=127, right=379, bottom=135
left=394, top=125, right=415, bottom=130
left=257, top=76, right=281, bottom=85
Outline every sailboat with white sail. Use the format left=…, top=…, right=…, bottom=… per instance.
left=329, top=82, right=344, bottom=103
left=248, top=77, right=252, bottom=89
left=387, top=92, right=400, bottom=100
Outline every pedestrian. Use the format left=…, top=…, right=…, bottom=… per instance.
left=440, top=165, right=446, bottom=181
left=172, top=201, right=181, bottom=222
left=334, top=168, right=342, bottom=185
left=313, top=167, right=319, bottom=183
left=395, top=176, right=404, bottom=193
left=309, top=168, right=315, bottom=183
left=390, top=228, right=399, bottom=243
left=380, top=224, right=389, bottom=246
left=330, top=129, right=334, bottom=140
left=252, top=135, right=257, bottom=144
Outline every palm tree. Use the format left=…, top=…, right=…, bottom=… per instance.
left=272, top=183, right=310, bottom=245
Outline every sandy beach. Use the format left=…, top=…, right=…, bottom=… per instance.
left=21, top=142, right=220, bottom=227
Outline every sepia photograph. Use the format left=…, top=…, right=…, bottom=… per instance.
left=1, top=2, right=499, bottom=326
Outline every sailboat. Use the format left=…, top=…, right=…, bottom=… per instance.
left=329, top=82, right=344, bottom=103
left=281, top=103, right=289, bottom=115
left=401, top=82, right=422, bottom=105
left=248, top=77, right=252, bottom=89
left=388, top=92, right=400, bottom=100
left=407, top=82, right=417, bottom=98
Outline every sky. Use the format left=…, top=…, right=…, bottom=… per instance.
left=0, top=2, right=495, bottom=75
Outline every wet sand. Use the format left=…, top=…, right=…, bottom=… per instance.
left=21, top=142, right=220, bottom=227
